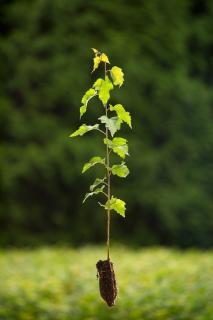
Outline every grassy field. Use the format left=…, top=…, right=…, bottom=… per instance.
left=0, top=246, right=212, bottom=320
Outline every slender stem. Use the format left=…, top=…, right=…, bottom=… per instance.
left=96, top=128, right=105, bottom=135
left=104, top=62, right=111, bottom=261
left=102, top=191, right=108, bottom=198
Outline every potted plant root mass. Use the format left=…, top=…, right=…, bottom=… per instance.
left=69, top=48, right=132, bottom=306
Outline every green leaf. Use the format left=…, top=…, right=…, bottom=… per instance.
left=79, top=105, right=87, bottom=118
left=81, top=88, right=96, bottom=105
left=110, top=66, right=124, bottom=87
left=99, top=115, right=121, bottom=137
left=91, top=49, right=110, bottom=72
left=91, top=48, right=99, bottom=54
left=69, top=124, right=99, bottom=137
left=80, top=88, right=96, bottom=118
left=110, top=104, right=132, bottom=128
left=82, top=156, right=105, bottom=173
left=92, top=56, right=101, bottom=73
left=104, top=137, right=129, bottom=159
left=90, top=177, right=106, bottom=191
left=83, top=185, right=105, bottom=203
left=105, top=196, right=126, bottom=217
left=98, top=76, right=113, bottom=105
left=111, top=162, right=129, bottom=178
left=93, top=78, right=103, bottom=91
left=100, top=53, right=110, bottom=64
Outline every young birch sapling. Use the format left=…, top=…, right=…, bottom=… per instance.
left=69, top=48, right=132, bottom=306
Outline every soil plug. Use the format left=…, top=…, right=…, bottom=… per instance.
left=96, top=259, right=117, bottom=307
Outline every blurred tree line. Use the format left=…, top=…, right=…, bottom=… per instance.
left=0, top=0, right=212, bottom=247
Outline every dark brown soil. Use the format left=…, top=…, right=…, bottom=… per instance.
left=96, top=259, right=117, bottom=307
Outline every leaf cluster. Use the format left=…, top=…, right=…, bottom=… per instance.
left=69, top=49, right=132, bottom=217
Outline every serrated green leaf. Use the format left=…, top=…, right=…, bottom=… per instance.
left=110, top=104, right=132, bottom=128
left=111, top=162, right=129, bottom=178
left=110, top=66, right=124, bottom=87
left=105, top=196, right=126, bottom=217
left=104, top=137, right=129, bottom=159
left=82, top=156, right=105, bottom=173
left=69, top=124, right=99, bottom=138
left=98, top=76, right=113, bottom=105
left=80, top=88, right=96, bottom=118
left=83, top=185, right=105, bottom=203
left=99, top=115, right=121, bottom=137
left=90, top=177, right=106, bottom=191
left=93, top=77, right=113, bottom=105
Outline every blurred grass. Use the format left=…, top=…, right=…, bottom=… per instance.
left=0, top=246, right=212, bottom=320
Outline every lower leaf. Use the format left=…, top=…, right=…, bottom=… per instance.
left=82, top=156, right=105, bottom=173
left=83, top=185, right=105, bottom=203
left=111, top=162, right=129, bottom=178
left=105, top=196, right=126, bottom=217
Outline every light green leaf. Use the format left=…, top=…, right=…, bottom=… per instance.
left=82, top=156, right=105, bottom=173
left=98, top=76, right=113, bottom=105
left=83, top=185, right=105, bottom=203
left=80, top=88, right=96, bottom=118
left=93, top=78, right=103, bottom=91
left=91, top=49, right=110, bottom=72
left=92, top=56, right=101, bottom=73
left=79, top=105, right=87, bottom=118
left=99, top=115, right=121, bottom=137
left=91, top=48, right=99, bottom=54
left=81, top=88, right=96, bottom=105
left=69, top=124, right=99, bottom=138
left=104, top=137, right=129, bottom=159
left=105, top=196, right=126, bottom=217
left=110, top=104, right=132, bottom=128
left=110, top=66, right=124, bottom=87
left=100, top=53, right=110, bottom=64
left=111, top=162, right=129, bottom=178
left=90, top=177, right=106, bottom=191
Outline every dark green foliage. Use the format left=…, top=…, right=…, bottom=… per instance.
left=0, top=0, right=213, bottom=247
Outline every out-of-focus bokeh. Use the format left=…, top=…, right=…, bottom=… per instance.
left=0, top=0, right=213, bottom=248
left=0, top=246, right=212, bottom=319
left=1, top=1, right=213, bottom=319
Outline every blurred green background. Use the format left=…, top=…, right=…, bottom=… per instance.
left=0, top=0, right=213, bottom=248
left=0, top=1, right=213, bottom=319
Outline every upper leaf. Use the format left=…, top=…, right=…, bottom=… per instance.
left=110, top=104, right=132, bottom=128
left=83, top=185, right=105, bottom=203
left=110, top=66, right=124, bottom=87
left=104, top=137, right=129, bottom=159
left=98, top=76, right=113, bottom=105
left=105, top=196, right=126, bottom=217
left=99, top=115, right=121, bottom=137
left=100, top=53, right=110, bottom=64
left=111, top=162, right=129, bottom=178
left=82, top=156, right=105, bottom=173
left=80, top=88, right=96, bottom=118
left=69, top=124, right=99, bottom=137
left=92, top=56, right=101, bottom=73
left=91, top=48, right=99, bottom=54
left=91, top=49, right=110, bottom=73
